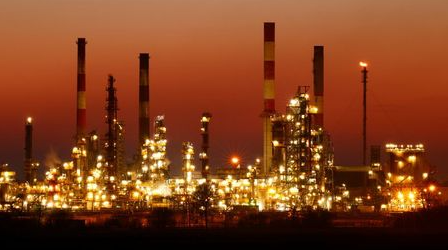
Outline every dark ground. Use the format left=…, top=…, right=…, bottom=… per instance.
left=2, top=209, right=448, bottom=248
left=2, top=225, right=448, bottom=248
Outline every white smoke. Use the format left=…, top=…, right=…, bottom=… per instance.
left=44, top=148, right=62, bottom=169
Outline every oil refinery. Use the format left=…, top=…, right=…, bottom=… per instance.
left=0, top=23, right=443, bottom=226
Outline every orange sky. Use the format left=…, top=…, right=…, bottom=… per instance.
left=0, top=0, right=447, bottom=179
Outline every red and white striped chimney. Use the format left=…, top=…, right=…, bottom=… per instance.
left=76, top=38, right=87, bottom=141
left=263, top=22, right=275, bottom=113
left=262, top=22, right=275, bottom=175
left=313, top=46, right=324, bottom=128
left=139, top=53, right=150, bottom=146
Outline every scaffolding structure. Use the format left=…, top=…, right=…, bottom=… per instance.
left=269, top=86, right=334, bottom=210
left=105, top=75, right=118, bottom=178
left=141, top=115, right=169, bottom=183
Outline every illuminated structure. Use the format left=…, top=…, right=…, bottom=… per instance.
left=199, top=112, right=212, bottom=179
left=105, top=75, right=119, bottom=179
left=141, top=115, right=169, bottom=183
left=0, top=164, right=16, bottom=206
left=182, top=142, right=195, bottom=195
left=384, top=144, right=436, bottom=211
left=270, top=86, right=333, bottom=210
left=0, top=23, right=441, bottom=216
left=116, top=121, right=126, bottom=177
left=86, top=131, right=100, bottom=172
left=267, top=45, right=333, bottom=211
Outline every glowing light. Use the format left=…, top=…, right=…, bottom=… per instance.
left=359, top=62, right=368, bottom=67
left=231, top=157, right=240, bottom=165
left=201, top=116, right=210, bottom=122
left=87, top=192, right=94, bottom=200
left=289, top=98, right=299, bottom=106
left=72, top=147, right=79, bottom=154
left=46, top=201, right=54, bottom=208
left=132, top=191, right=140, bottom=199
left=26, top=117, right=32, bottom=123
left=429, top=185, right=436, bottom=192
left=408, top=192, right=415, bottom=201
left=309, top=106, right=318, bottom=114
left=289, top=187, right=299, bottom=195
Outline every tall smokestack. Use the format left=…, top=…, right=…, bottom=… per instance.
left=139, top=53, right=150, bottom=146
left=262, top=22, right=275, bottom=176
left=24, top=117, right=36, bottom=184
left=360, top=62, right=368, bottom=166
left=313, top=46, right=324, bottom=128
left=76, top=38, right=87, bottom=142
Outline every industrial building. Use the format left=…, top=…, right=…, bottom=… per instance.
left=0, top=23, right=441, bottom=215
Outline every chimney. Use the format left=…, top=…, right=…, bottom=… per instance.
left=262, top=22, right=275, bottom=176
left=24, top=117, right=36, bottom=184
left=313, top=46, right=324, bottom=128
left=360, top=62, right=368, bottom=166
left=263, top=22, right=275, bottom=113
left=139, top=53, right=150, bottom=146
left=76, top=38, right=87, bottom=141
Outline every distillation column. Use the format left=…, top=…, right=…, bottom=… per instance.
left=200, top=112, right=212, bottom=179
left=105, top=75, right=118, bottom=177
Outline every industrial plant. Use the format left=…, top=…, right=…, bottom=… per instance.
left=0, top=23, right=442, bottom=227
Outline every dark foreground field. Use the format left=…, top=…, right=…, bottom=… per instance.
left=1, top=226, right=447, bottom=248
left=2, top=208, right=448, bottom=248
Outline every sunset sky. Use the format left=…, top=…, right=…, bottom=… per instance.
left=0, top=0, right=447, bottom=180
